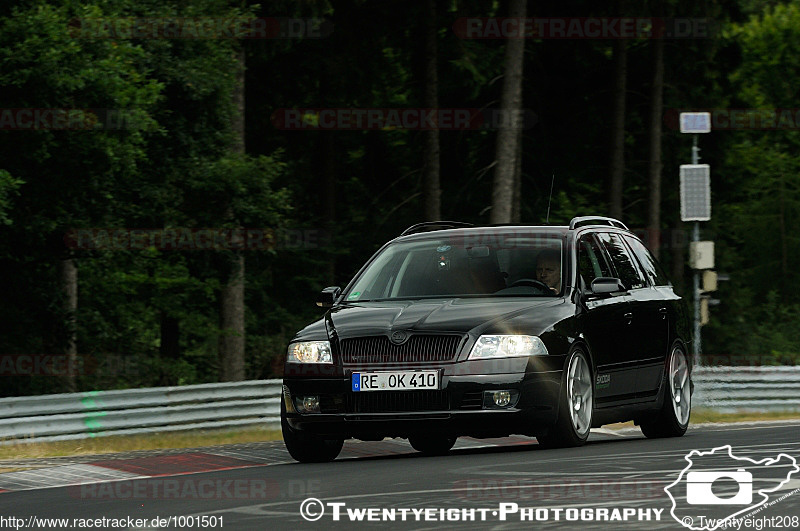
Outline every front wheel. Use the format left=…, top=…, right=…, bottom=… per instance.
left=281, top=407, right=344, bottom=463
left=640, top=345, right=691, bottom=438
left=408, top=435, right=457, bottom=455
left=537, top=347, right=593, bottom=448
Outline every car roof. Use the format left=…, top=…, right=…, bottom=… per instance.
left=398, top=217, right=629, bottom=241
left=394, top=225, right=571, bottom=244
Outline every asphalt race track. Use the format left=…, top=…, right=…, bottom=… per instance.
left=1, top=421, right=799, bottom=530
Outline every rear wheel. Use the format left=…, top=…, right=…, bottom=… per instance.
left=408, top=435, right=457, bottom=455
left=537, top=347, right=593, bottom=448
left=281, top=405, right=344, bottom=463
left=640, top=345, right=691, bottom=438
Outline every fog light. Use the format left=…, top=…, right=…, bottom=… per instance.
left=493, top=391, right=511, bottom=407
left=302, top=396, right=320, bottom=412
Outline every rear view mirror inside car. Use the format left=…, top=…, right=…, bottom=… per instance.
left=467, top=246, right=490, bottom=258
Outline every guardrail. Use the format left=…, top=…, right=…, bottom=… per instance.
left=0, top=380, right=282, bottom=444
left=0, top=367, right=797, bottom=444
left=692, top=366, right=800, bottom=413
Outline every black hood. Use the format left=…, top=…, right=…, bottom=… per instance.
left=325, top=297, right=569, bottom=339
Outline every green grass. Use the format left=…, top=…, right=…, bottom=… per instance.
left=604, top=410, right=800, bottom=430
left=690, top=408, right=800, bottom=424
left=0, top=427, right=282, bottom=461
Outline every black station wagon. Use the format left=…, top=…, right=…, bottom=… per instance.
left=281, top=217, right=693, bottom=462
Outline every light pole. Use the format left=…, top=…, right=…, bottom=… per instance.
left=692, top=135, right=701, bottom=366
left=679, top=112, right=711, bottom=367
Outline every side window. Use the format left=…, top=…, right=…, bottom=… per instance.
left=623, top=235, right=671, bottom=286
left=597, top=232, right=647, bottom=290
left=577, top=234, right=613, bottom=289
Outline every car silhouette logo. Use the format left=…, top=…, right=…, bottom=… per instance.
left=390, top=331, right=409, bottom=344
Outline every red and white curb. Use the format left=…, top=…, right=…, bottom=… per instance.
left=0, top=433, right=623, bottom=493
left=0, top=452, right=265, bottom=493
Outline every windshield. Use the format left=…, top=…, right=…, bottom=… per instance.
left=345, top=231, right=565, bottom=301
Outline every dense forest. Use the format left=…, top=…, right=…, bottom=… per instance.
left=1, top=0, right=798, bottom=396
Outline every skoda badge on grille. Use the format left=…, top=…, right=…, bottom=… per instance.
left=390, top=330, right=409, bottom=345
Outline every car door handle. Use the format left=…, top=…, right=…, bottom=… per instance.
left=623, top=312, right=633, bottom=323
left=659, top=307, right=668, bottom=319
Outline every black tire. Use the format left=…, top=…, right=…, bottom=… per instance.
left=537, top=347, right=593, bottom=449
left=408, top=435, right=457, bottom=455
left=281, top=405, right=344, bottom=463
left=640, top=345, right=691, bottom=439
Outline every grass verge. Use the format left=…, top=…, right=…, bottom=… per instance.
left=690, top=409, right=800, bottom=424
left=2, top=411, right=799, bottom=462
left=0, top=427, right=282, bottom=461
left=604, top=409, right=800, bottom=430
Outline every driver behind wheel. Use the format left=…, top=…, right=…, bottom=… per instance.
left=536, top=249, right=561, bottom=293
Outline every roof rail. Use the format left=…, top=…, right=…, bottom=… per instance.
left=569, top=216, right=629, bottom=230
left=400, top=221, right=475, bottom=236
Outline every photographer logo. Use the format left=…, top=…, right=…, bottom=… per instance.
left=665, top=445, right=798, bottom=531
left=686, top=469, right=752, bottom=505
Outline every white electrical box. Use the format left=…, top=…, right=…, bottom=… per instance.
left=702, top=270, right=718, bottom=292
left=689, top=241, right=714, bottom=269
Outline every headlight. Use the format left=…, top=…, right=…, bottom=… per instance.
left=287, top=341, right=332, bottom=364
left=468, top=335, right=548, bottom=359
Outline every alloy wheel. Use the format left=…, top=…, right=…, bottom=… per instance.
left=670, top=348, right=691, bottom=426
left=567, top=353, right=593, bottom=436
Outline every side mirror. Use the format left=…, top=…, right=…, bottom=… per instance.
left=590, top=277, right=626, bottom=294
left=316, top=286, right=341, bottom=308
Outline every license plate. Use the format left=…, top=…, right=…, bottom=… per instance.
left=351, top=371, right=439, bottom=392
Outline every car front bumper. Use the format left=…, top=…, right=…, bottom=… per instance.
left=282, top=357, right=565, bottom=439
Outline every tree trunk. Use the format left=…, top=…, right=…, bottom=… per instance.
left=779, top=172, right=787, bottom=295
left=490, top=0, right=526, bottom=224
left=60, top=258, right=77, bottom=392
left=422, top=0, right=441, bottom=221
left=230, top=48, right=245, bottom=154
left=160, top=314, right=180, bottom=360
left=159, top=313, right=180, bottom=385
left=646, top=38, right=664, bottom=259
left=219, top=255, right=245, bottom=381
left=322, top=131, right=336, bottom=285
left=609, top=39, right=627, bottom=220
left=511, top=126, right=523, bottom=223
left=219, top=47, right=246, bottom=382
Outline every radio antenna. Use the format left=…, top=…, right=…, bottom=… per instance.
left=546, top=172, right=555, bottom=224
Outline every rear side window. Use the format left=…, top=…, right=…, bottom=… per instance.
left=597, top=232, right=647, bottom=290
left=577, top=234, right=613, bottom=288
left=623, top=235, right=670, bottom=286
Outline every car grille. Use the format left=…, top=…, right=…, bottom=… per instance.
left=459, top=391, right=484, bottom=410
left=339, top=334, right=463, bottom=364
left=346, top=390, right=449, bottom=413
left=319, top=395, right=343, bottom=414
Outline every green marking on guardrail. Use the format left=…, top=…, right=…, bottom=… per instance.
left=81, top=390, right=100, bottom=410
left=84, top=411, right=107, bottom=433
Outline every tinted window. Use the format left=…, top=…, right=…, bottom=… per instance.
left=577, top=234, right=613, bottom=288
left=623, top=235, right=670, bottom=286
left=597, top=233, right=647, bottom=290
